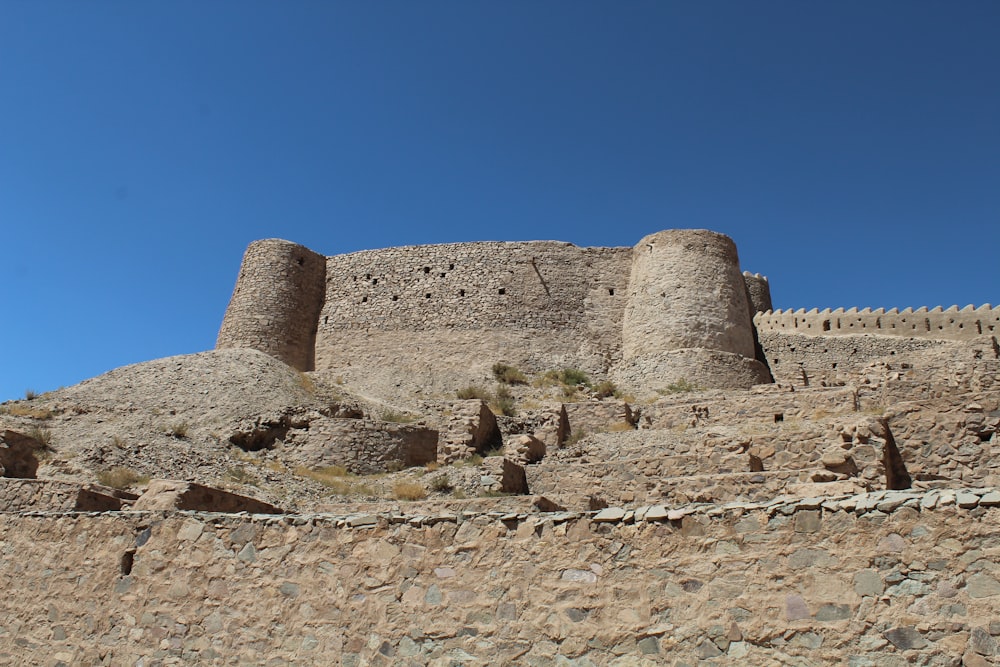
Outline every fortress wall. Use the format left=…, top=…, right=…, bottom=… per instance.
left=4, top=500, right=1000, bottom=665
left=216, top=240, right=327, bottom=371
left=618, top=230, right=770, bottom=389
left=754, top=304, right=999, bottom=342
left=314, top=242, right=632, bottom=385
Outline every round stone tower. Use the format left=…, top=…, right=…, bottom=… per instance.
left=617, top=229, right=771, bottom=390
left=742, top=271, right=773, bottom=314
left=216, top=239, right=326, bottom=371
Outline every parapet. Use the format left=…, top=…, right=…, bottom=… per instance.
left=753, top=304, right=999, bottom=342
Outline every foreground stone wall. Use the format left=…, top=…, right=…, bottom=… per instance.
left=3, top=492, right=1000, bottom=665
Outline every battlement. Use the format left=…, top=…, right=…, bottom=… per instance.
left=754, top=304, right=998, bottom=342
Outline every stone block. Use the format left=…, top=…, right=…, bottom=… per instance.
left=131, top=480, right=283, bottom=514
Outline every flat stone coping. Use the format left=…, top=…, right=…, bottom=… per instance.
left=4, top=486, right=999, bottom=527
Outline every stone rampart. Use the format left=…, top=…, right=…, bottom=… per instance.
left=315, top=241, right=632, bottom=385
left=217, top=239, right=327, bottom=371
left=4, top=492, right=1000, bottom=664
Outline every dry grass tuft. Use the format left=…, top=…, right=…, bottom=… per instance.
left=97, top=466, right=149, bottom=490
left=393, top=482, right=428, bottom=501
left=1, top=404, right=55, bottom=420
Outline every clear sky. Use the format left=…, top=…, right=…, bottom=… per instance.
left=1, top=2, right=998, bottom=401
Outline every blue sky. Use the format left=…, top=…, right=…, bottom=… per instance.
left=1, top=2, right=998, bottom=401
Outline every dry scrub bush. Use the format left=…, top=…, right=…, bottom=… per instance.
left=1, top=404, right=54, bottom=420
left=393, top=482, right=428, bottom=501
left=294, top=465, right=374, bottom=496
left=492, top=362, right=527, bottom=385
left=457, top=386, right=491, bottom=401
left=491, top=384, right=516, bottom=417
left=97, top=466, right=149, bottom=490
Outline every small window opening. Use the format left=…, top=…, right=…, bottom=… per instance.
left=425, top=293, right=431, bottom=298
left=372, top=279, right=378, bottom=286
left=296, top=257, right=304, bottom=266
left=365, top=274, right=371, bottom=280
left=449, top=263, right=455, bottom=270
left=423, top=267, right=430, bottom=274
left=440, top=273, right=446, bottom=278
left=120, top=550, right=135, bottom=575
left=498, top=288, right=506, bottom=295
left=773, top=413, right=784, bottom=423
left=608, top=288, right=615, bottom=296
left=392, top=295, right=398, bottom=302
left=361, top=297, right=367, bottom=303
left=323, top=316, right=328, bottom=324
left=459, top=289, right=465, bottom=297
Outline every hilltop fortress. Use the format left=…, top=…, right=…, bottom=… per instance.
left=217, top=228, right=998, bottom=394
left=2, top=228, right=1000, bottom=664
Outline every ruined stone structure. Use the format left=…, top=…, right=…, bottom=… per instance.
left=218, top=229, right=771, bottom=391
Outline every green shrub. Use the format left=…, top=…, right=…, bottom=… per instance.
left=492, top=362, right=527, bottom=385
left=659, top=378, right=701, bottom=394
left=536, top=368, right=590, bottom=389
left=429, top=475, right=454, bottom=493
left=561, top=368, right=590, bottom=386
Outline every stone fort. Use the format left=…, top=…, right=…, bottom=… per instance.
left=216, top=228, right=998, bottom=391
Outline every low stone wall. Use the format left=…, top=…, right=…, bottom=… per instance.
left=3, top=489, right=1000, bottom=665
left=0, top=478, right=124, bottom=512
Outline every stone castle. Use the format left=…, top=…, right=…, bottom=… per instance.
left=216, top=228, right=998, bottom=392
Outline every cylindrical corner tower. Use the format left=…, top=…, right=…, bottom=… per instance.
left=742, top=271, right=773, bottom=314
left=216, top=239, right=326, bottom=371
left=617, top=229, right=771, bottom=390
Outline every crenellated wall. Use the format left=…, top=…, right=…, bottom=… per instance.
left=754, top=304, right=998, bottom=341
